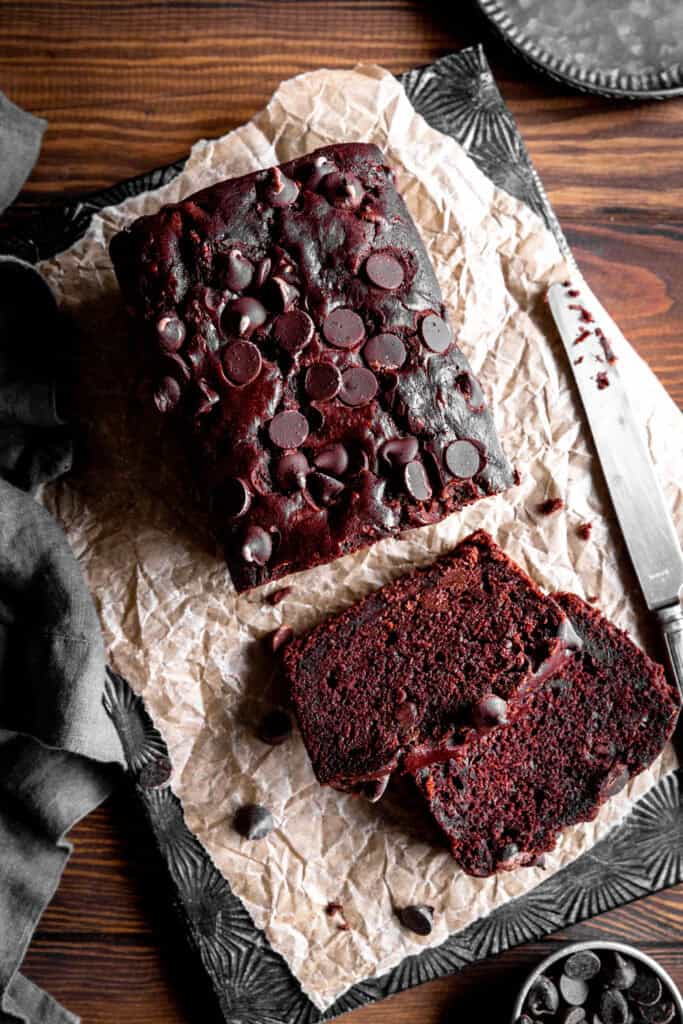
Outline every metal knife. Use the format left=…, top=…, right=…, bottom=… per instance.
left=547, top=280, right=683, bottom=696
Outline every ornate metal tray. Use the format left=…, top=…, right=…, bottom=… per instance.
left=476, top=0, right=683, bottom=99
left=2, top=45, right=681, bottom=1024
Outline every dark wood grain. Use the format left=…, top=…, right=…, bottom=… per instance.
left=3, top=1, right=683, bottom=1022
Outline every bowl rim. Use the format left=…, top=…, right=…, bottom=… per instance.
left=511, top=938, right=683, bottom=1022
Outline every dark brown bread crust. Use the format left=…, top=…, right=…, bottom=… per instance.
left=110, top=144, right=513, bottom=592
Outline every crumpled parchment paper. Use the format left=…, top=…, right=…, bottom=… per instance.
left=38, top=65, right=681, bottom=1011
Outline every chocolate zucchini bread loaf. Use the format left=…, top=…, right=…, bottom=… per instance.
left=280, top=531, right=679, bottom=874
left=110, top=144, right=513, bottom=593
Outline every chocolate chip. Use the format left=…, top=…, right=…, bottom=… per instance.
left=364, top=333, right=407, bottom=370
left=241, top=525, right=272, bottom=565
left=305, top=155, right=337, bottom=191
left=365, top=251, right=404, bottom=291
left=565, top=951, right=602, bottom=981
left=223, top=340, right=263, bottom=386
left=420, top=313, right=452, bottom=354
left=380, top=436, right=419, bottom=467
left=456, top=370, right=486, bottom=412
left=273, top=310, right=314, bottom=353
left=599, top=989, right=629, bottom=1024
left=308, top=471, right=345, bottom=506
left=200, top=287, right=223, bottom=313
left=222, top=249, right=254, bottom=292
left=196, top=380, right=218, bottom=415
left=362, top=775, right=390, bottom=802
left=323, top=308, right=365, bottom=349
left=339, top=367, right=378, bottom=406
left=227, top=296, right=267, bottom=337
left=527, top=975, right=560, bottom=1017
left=264, top=167, right=299, bottom=207
left=233, top=804, right=274, bottom=840
left=154, top=376, right=181, bottom=413
left=254, top=256, right=272, bottom=288
left=403, top=460, right=432, bottom=501
left=630, top=972, right=662, bottom=1006
left=137, top=757, right=173, bottom=790
left=322, top=170, right=364, bottom=208
left=266, top=275, right=299, bottom=312
left=304, top=361, right=342, bottom=401
left=274, top=452, right=309, bottom=491
left=270, top=625, right=293, bottom=653
left=266, top=586, right=292, bottom=606
left=257, top=709, right=292, bottom=745
left=268, top=410, right=309, bottom=449
left=472, top=694, right=508, bottom=730
left=156, top=315, right=186, bottom=352
left=444, top=439, right=481, bottom=479
left=218, top=477, right=252, bottom=518
left=560, top=1009, right=587, bottom=1024
left=314, top=444, right=349, bottom=477
left=397, top=904, right=434, bottom=936
left=607, top=953, right=637, bottom=991
left=640, top=1001, right=676, bottom=1024
left=560, top=975, right=589, bottom=1006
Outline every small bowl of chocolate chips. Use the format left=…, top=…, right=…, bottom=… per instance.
left=512, top=940, right=683, bottom=1024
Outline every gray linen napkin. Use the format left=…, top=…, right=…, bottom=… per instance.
left=0, top=95, right=124, bottom=1024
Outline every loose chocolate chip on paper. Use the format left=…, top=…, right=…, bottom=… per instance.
left=137, top=757, right=173, bottom=790
left=397, top=904, right=434, bottom=936
left=257, top=709, right=292, bottom=745
left=233, top=804, right=274, bottom=840
left=267, top=586, right=292, bottom=607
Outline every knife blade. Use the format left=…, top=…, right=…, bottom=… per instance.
left=547, top=280, right=683, bottom=695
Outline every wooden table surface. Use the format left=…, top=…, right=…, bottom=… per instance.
left=2, top=2, right=682, bottom=1022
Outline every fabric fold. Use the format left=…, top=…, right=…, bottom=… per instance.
left=0, top=95, right=123, bottom=1024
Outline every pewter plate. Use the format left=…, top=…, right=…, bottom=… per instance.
left=1, top=44, right=682, bottom=1024
left=476, top=0, right=683, bottom=99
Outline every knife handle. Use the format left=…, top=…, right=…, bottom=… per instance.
left=655, top=602, right=683, bottom=699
